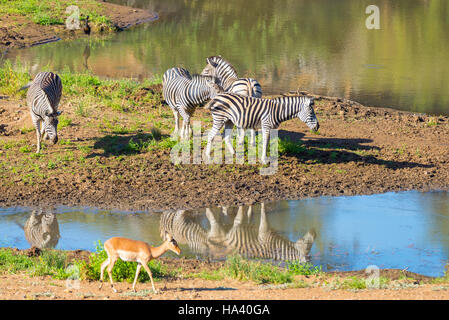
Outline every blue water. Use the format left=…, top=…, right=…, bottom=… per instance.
left=1, top=191, right=448, bottom=277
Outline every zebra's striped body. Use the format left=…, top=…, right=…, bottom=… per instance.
left=23, top=72, right=63, bottom=153
left=223, top=204, right=315, bottom=262
left=159, top=205, right=315, bottom=263
left=24, top=209, right=60, bottom=249
left=206, top=93, right=319, bottom=163
left=201, top=56, right=263, bottom=145
left=162, top=67, right=223, bottom=139
left=159, top=210, right=211, bottom=257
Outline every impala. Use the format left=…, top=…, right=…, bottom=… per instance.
left=98, top=232, right=181, bottom=293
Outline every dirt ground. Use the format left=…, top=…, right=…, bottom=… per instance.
left=0, top=248, right=449, bottom=300
left=0, top=88, right=448, bottom=212
left=0, top=1, right=157, bottom=50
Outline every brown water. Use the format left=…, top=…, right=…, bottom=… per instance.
left=3, top=0, right=449, bottom=115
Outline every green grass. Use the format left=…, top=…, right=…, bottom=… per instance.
left=286, top=261, right=322, bottom=276
left=0, top=0, right=112, bottom=27
left=222, top=255, right=293, bottom=284
left=58, top=115, right=72, bottom=128
left=0, top=248, right=71, bottom=279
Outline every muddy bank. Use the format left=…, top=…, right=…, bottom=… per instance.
left=1, top=84, right=448, bottom=212
left=0, top=1, right=158, bottom=50
left=1, top=247, right=448, bottom=300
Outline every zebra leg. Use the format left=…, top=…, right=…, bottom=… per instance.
left=258, top=203, right=269, bottom=244
left=238, top=128, right=245, bottom=146
left=33, top=118, right=42, bottom=153
left=223, top=121, right=235, bottom=155
left=171, top=108, right=180, bottom=139
left=205, top=120, right=224, bottom=160
left=250, top=129, right=256, bottom=146
left=261, top=127, right=270, bottom=164
left=178, top=107, right=191, bottom=140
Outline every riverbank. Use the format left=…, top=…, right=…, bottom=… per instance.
left=0, top=67, right=448, bottom=211
left=0, top=247, right=448, bottom=300
left=0, top=0, right=157, bottom=50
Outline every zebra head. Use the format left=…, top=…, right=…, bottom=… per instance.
left=298, top=97, right=319, bottom=132
left=205, top=78, right=224, bottom=99
left=201, top=56, right=238, bottom=89
left=43, top=110, right=62, bottom=144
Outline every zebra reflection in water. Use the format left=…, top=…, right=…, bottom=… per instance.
left=22, top=209, right=60, bottom=249
left=159, top=203, right=315, bottom=263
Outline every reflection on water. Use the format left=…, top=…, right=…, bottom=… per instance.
left=0, top=191, right=448, bottom=276
left=2, top=0, right=449, bottom=115
left=159, top=204, right=316, bottom=263
left=18, top=209, right=60, bottom=249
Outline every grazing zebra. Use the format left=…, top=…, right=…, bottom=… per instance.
left=162, top=67, right=224, bottom=140
left=205, top=93, right=319, bottom=163
left=201, top=56, right=262, bottom=145
left=20, top=72, right=63, bottom=153
left=222, top=204, right=316, bottom=263
left=23, top=209, right=60, bottom=249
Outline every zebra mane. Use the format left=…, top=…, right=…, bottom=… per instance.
left=207, top=56, right=238, bottom=78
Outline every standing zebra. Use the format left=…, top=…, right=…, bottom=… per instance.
left=162, top=67, right=223, bottom=140
left=205, top=93, right=319, bottom=164
left=201, top=56, right=262, bottom=145
left=20, top=72, right=63, bottom=153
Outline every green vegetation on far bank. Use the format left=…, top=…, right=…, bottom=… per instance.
left=0, top=0, right=112, bottom=28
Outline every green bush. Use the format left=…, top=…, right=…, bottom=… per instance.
left=77, top=241, right=175, bottom=284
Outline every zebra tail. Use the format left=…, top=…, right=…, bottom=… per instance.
left=17, top=82, right=32, bottom=92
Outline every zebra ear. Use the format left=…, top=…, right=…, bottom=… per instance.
left=207, top=57, right=218, bottom=68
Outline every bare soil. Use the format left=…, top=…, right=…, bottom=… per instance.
left=1, top=248, right=449, bottom=300
left=0, top=88, right=448, bottom=212
left=0, top=1, right=158, bottom=50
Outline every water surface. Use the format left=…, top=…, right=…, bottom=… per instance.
left=2, top=0, right=449, bottom=115
left=1, top=191, right=448, bottom=277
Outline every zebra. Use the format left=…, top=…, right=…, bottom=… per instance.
left=222, top=204, right=316, bottom=263
left=23, top=209, right=60, bottom=249
left=201, top=56, right=262, bottom=97
left=19, top=72, right=63, bottom=153
left=201, top=56, right=262, bottom=145
left=162, top=67, right=224, bottom=140
left=205, top=93, right=319, bottom=164
left=159, top=210, right=212, bottom=258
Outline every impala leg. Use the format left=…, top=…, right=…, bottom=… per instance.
left=132, top=263, right=142, bottom=292
left=107, top=256, right=118, bottom=293
left=142, top=263, right=157, bottom=293
left=99, top=257, right=110, bottom=289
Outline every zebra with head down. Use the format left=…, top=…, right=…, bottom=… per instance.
left=20, top=72, right=63, bottom=153
left=23, top=209, right=60, bottom=249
